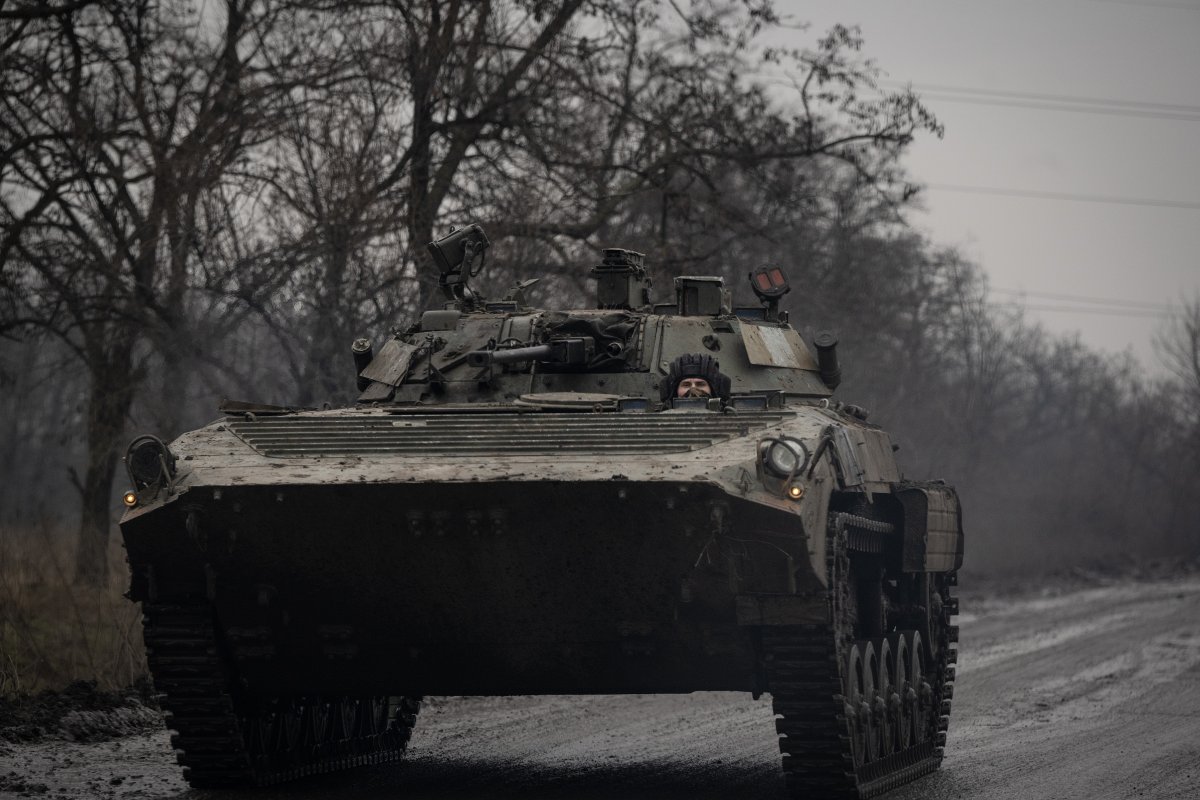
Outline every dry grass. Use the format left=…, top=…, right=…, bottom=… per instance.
left=0, top=522, right=146, bottom=697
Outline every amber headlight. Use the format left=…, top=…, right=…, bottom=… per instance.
left=764, top=437, right=810, bottom=478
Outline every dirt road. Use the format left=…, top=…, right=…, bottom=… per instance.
left=3, top=576, right=1198, bottom=799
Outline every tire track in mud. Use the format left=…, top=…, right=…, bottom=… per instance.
left=889, top=578, right=1200, bottom=800
left=369, top=692, right=783, bottom=799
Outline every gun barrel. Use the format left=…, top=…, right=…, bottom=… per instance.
left=468, top=343, right=554, bottom=367
left=468, top=338, right=593, bottom=368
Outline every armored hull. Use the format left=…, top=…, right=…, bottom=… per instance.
left=120, top=242, right=962, bottom=796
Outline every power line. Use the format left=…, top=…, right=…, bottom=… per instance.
left=989, top=287, right=1173, bottom=311
left=925, top=183, right=1200, bottom=210
left=989, top=301, right=1173, bottom=318
left=912, top=92, right=1200, bottom=122
left=879, top=80, right=1200, bottom=116
left=1080, top=0, right=1200, bottom=11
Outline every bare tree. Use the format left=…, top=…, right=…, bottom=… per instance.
left=463, top=12, right=940, bottom=273
left=1156, top=294, right=1200, bottom=416
left=243, top=1, right=941, bottom=397
left=0, top=0, right=306, bottom=582
left=1154, top=293, right=1200, bottom=503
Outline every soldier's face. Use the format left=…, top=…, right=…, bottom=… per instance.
left=676, top=378, right=712, bottom=398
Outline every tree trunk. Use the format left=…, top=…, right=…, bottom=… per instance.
left=407, top=91, right=438, bottom=313
left=74, top=341, right=136, bottom=586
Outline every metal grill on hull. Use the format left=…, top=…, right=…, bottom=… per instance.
left=227, top=411, right=792, bottom=457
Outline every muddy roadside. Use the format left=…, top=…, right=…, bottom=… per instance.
left=0, top=680, right=173, bottom=799
left=2, top=559, right=1198, bottom=800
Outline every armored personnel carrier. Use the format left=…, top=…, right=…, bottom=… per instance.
left=120, top=225, right=962, bottom=797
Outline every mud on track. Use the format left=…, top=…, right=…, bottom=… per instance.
left=2, top=576, right=1199, bottom=800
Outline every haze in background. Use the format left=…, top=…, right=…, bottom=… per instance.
left=777, top=0, right=1200, bottom=371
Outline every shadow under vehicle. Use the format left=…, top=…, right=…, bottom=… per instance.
left=119, top=226, right=963, bottom=798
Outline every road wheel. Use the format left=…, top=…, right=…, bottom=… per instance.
left=888, top=633, right=913, bottom=752
left=872, top=637, right=895, bottom=756
left=909, top=631, right=933, bottom=744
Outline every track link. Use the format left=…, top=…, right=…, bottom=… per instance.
left=764, top=513, right=958, bottom=799
left=142, top=602, right=421, bottom=788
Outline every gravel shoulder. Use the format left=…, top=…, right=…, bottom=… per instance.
left=3, top=573, right=1199, bottom=800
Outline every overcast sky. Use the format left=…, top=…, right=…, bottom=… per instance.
left=772, top=0, right=1200, bottom=373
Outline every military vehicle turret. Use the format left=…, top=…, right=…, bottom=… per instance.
left=120, top=225, right=963, bottom=797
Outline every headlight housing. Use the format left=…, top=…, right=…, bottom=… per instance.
left=763, top=437, right=810, bottom=478
left=125, top=435, right=176, bottom=490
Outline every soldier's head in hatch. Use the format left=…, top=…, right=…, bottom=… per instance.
left=663, top=353, right=731, bottom=402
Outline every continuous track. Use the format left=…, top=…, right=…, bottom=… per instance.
left=141, top=603, right=421, bottom=788
left=142, top=510, right=956, bottom=795
left=764, top=512, right=959, bottom=799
